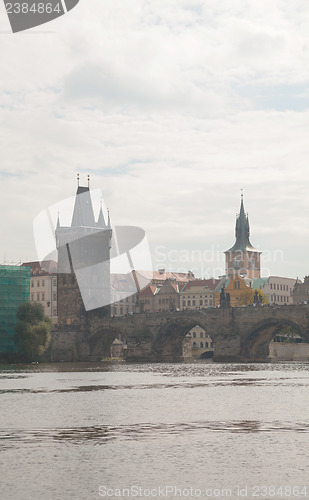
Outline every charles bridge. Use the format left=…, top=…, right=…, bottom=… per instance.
left=50, top=304, right=309, bottom=362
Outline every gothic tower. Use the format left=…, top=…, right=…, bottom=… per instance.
left=56, top=177, right=112, bottom=326
left=224, top=194, right=261, bottom=279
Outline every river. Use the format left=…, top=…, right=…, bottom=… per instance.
left=0, top=362, right=308, bottom=500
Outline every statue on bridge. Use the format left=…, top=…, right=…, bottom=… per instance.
left=220, top=287, right=231, bottom=308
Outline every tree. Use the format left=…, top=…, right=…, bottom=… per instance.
left=238, top=288, right=268, bottom=306
left=15, top=303, right=52, bottom=361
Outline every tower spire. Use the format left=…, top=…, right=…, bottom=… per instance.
left=77, top=173, right=80, bottom=187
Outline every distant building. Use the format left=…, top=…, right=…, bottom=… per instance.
left=225, top=194, right=261, bottom=279
left=252, top=276, right=300, bottom=305
left=139, top=280, right=180, bottom=313
left=182, top=325, right=214, bottom=360
left=110, top=273, right=137, bottom=316
left=0, top=265, right=30, bottom=354
left=55, top=180, right=112, bottom=326
left=21, top=261, right=58, bottom=323
left=293, top=276, right=309, bottom=304
left=180, top=279, right=220, bottom=310
left=214, top=275, right=251, bottom=307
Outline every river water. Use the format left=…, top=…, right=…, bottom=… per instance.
left=0, top=362, right=308, bottom=500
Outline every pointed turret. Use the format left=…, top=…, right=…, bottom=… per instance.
left=97, top=201, right=106, bottom=228
left=56, top=212, right=60, bottom=230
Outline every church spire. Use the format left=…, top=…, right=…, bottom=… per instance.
left=228, top=192, right=256, bottom=252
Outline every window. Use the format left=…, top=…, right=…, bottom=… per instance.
left=31, top=294, right=34, bottom=301
left=53, top=278, right=57, bottom=287
left=53, top=308, right=57, bottom=316
left=200, top=342, right=204, bottom=348
left=37, top=280, right=40, bottom=287
left=270, top=283, right=272, bottom=290
left=37, top=293, right=40, bottom=301
left=31, top=281, right=34, bottom=288
left=192, top=300, right=196, bottom=306
left=280, top=284, right=282, bottom=290
left=42, top=280, right=45, bottom=287
left=41, top=293, right=45, bottom=301
left=192, top=332, right=196, bottom=338
left=53, top=293, right=56, bottom=301
left=205, top=342, right=209, bottom=348
left=200, top=332, right=203, bottom=338
left=192, top=342, right=197, bottom=350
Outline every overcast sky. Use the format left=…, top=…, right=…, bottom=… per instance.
left=1, top=0, right=309, bottom=279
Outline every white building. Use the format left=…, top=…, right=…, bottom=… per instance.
left=251, top=276, right=300, bottom=305
left=22, top=261, right=58, bottom=323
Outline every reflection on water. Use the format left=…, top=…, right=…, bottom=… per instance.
left=0, top=362, right=309, bottom=500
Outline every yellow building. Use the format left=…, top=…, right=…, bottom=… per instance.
left=214, top=276, right=251, bottom=307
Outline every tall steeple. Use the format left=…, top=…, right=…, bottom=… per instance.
left=227, top=192, right=257, bottom=253
left=224, top=192, right=261, bottom=279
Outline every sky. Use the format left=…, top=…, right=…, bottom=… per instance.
left=1, top=0, right=309, bottom=280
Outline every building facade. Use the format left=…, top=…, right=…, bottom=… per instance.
left=225, top=194, right=261, bottom=279
left=182, top=325, right=214, bottom=360
left=56, top=181, right=112, bottom=326
left=292, top=276, right=309, bottom=305
left=252, top=276, right=300, bottom=306
left=180, top=279, right=219, bottom=310
left=214, top=275, right=251, bottom=307
left=22, top=261, right=58, bottom=323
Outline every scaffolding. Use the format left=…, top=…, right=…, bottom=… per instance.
left=0, top=266, right=30, bottom=353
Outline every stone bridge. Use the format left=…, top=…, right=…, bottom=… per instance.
left=86, top=304, right=309, bottom=362
left=51, top=305, right=309, bottom=362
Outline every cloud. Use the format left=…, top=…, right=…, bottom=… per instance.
left=1, top=0, right=309, bottom=279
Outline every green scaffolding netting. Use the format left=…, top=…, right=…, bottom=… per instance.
left=0, top=266, right=30, bottom=353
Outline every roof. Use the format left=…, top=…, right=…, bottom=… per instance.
left=225, top=195, right=259, bottom=253
left=71, top=186, right=96, bottom=228
left=181, top=279, right=220, bottom=292
left=251, top=277, right=270, bottom=290
left=134, top=270, right=195, bottom=283
left=21, top=260, right=57, bottom=275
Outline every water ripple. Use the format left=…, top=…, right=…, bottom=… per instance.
left=1, top=420, right=308, bottom=449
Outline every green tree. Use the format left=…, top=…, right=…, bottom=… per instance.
left=238, top=288, right=268, bottom=306
left=15, top=303, right=52, bottom=361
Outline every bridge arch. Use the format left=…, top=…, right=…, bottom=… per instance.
left=241, top=318, right=306, bottom=359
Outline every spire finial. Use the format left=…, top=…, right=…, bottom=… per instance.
left=87, top=174, right=90, bottom=187
left=77, top=173, right=80, bottom=186
left=241, top=188, right=243, bottom=200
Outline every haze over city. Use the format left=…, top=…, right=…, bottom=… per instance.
left=1, top=0, right=309, bottom=279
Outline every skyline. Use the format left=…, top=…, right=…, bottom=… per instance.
left=1, top=1, right=309, bottom=279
